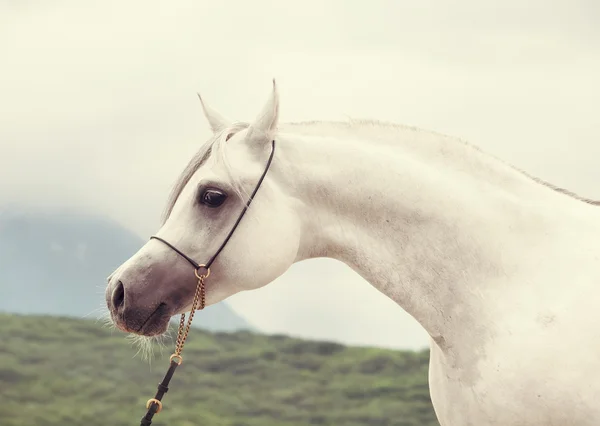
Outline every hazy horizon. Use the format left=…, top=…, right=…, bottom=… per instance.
left=1, top=0, right=598, bottom=350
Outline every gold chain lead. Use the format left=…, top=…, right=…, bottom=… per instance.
left=173, top=272, right=207, bottom=358
left=146, top=267, right=209, bottom=419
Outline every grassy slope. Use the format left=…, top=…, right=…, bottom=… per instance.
left=0, top=313, right=438, bottom=426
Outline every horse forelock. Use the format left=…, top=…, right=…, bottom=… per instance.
left=161, top=122, right=250, bottom=224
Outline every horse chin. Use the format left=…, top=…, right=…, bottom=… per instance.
left=136, top=315, right=171, bottom=337
left=112, top=303, right=172, bottom=337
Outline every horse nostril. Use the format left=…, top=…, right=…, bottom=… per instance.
left=111, top=280, right=125, bottom=311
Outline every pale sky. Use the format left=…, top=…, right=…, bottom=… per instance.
left=1, top=1, right=598, bottom=350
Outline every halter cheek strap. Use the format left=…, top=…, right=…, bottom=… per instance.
left=139, top=139, right=276, bottom=426
left=149, top=139, right=276, bottom=272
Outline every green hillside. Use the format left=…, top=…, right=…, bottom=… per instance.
left=0, top=313, right=438, bottom=426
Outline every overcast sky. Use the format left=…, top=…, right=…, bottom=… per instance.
left=1, top=0, right=598, bottom=350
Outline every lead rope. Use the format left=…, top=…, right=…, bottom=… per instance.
left=139, top=266, right=209, bottom=426
left=138, top=140, right=276, bottom=425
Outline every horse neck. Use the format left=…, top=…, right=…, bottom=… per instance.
left=276, top=122, right=596, bottom=346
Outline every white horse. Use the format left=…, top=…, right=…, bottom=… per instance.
left=106, top=81, right=600, bottom=425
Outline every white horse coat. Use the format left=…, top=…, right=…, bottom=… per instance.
left=107, top=82, right=600, bottom=425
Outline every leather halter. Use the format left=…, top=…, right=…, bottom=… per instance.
left=150, top=139, right=276, bottom=274
left=139, top=139, right=276, bottom=425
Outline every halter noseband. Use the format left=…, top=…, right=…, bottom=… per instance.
left=139, top=139, right=276, bottom=425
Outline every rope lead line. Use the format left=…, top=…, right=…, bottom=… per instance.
left=139, top=274, right=207, bottom=426
left=137, top=140, right=276, bottom=425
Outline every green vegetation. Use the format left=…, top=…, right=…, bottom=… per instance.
left=0, top=313, right=438, bottom=426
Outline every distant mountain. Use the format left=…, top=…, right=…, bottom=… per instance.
left=0, top=207, right=254, bottom=332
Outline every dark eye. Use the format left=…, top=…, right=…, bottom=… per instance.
left=200, top=188, right=228, bottom=208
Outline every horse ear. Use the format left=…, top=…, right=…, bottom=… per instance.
left=197, top=93, right=232, bottom=133
left=247, top=79, right=279, bottom=142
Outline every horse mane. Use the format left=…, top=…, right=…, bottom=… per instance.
left=283, top=118, right=600, bottom=207
left=162, top=118, right=598, bottom=223
left=518, top=173, right=600, bottom=206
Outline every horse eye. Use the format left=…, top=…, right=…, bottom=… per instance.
left=200, top=188, right=228, bottom=208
